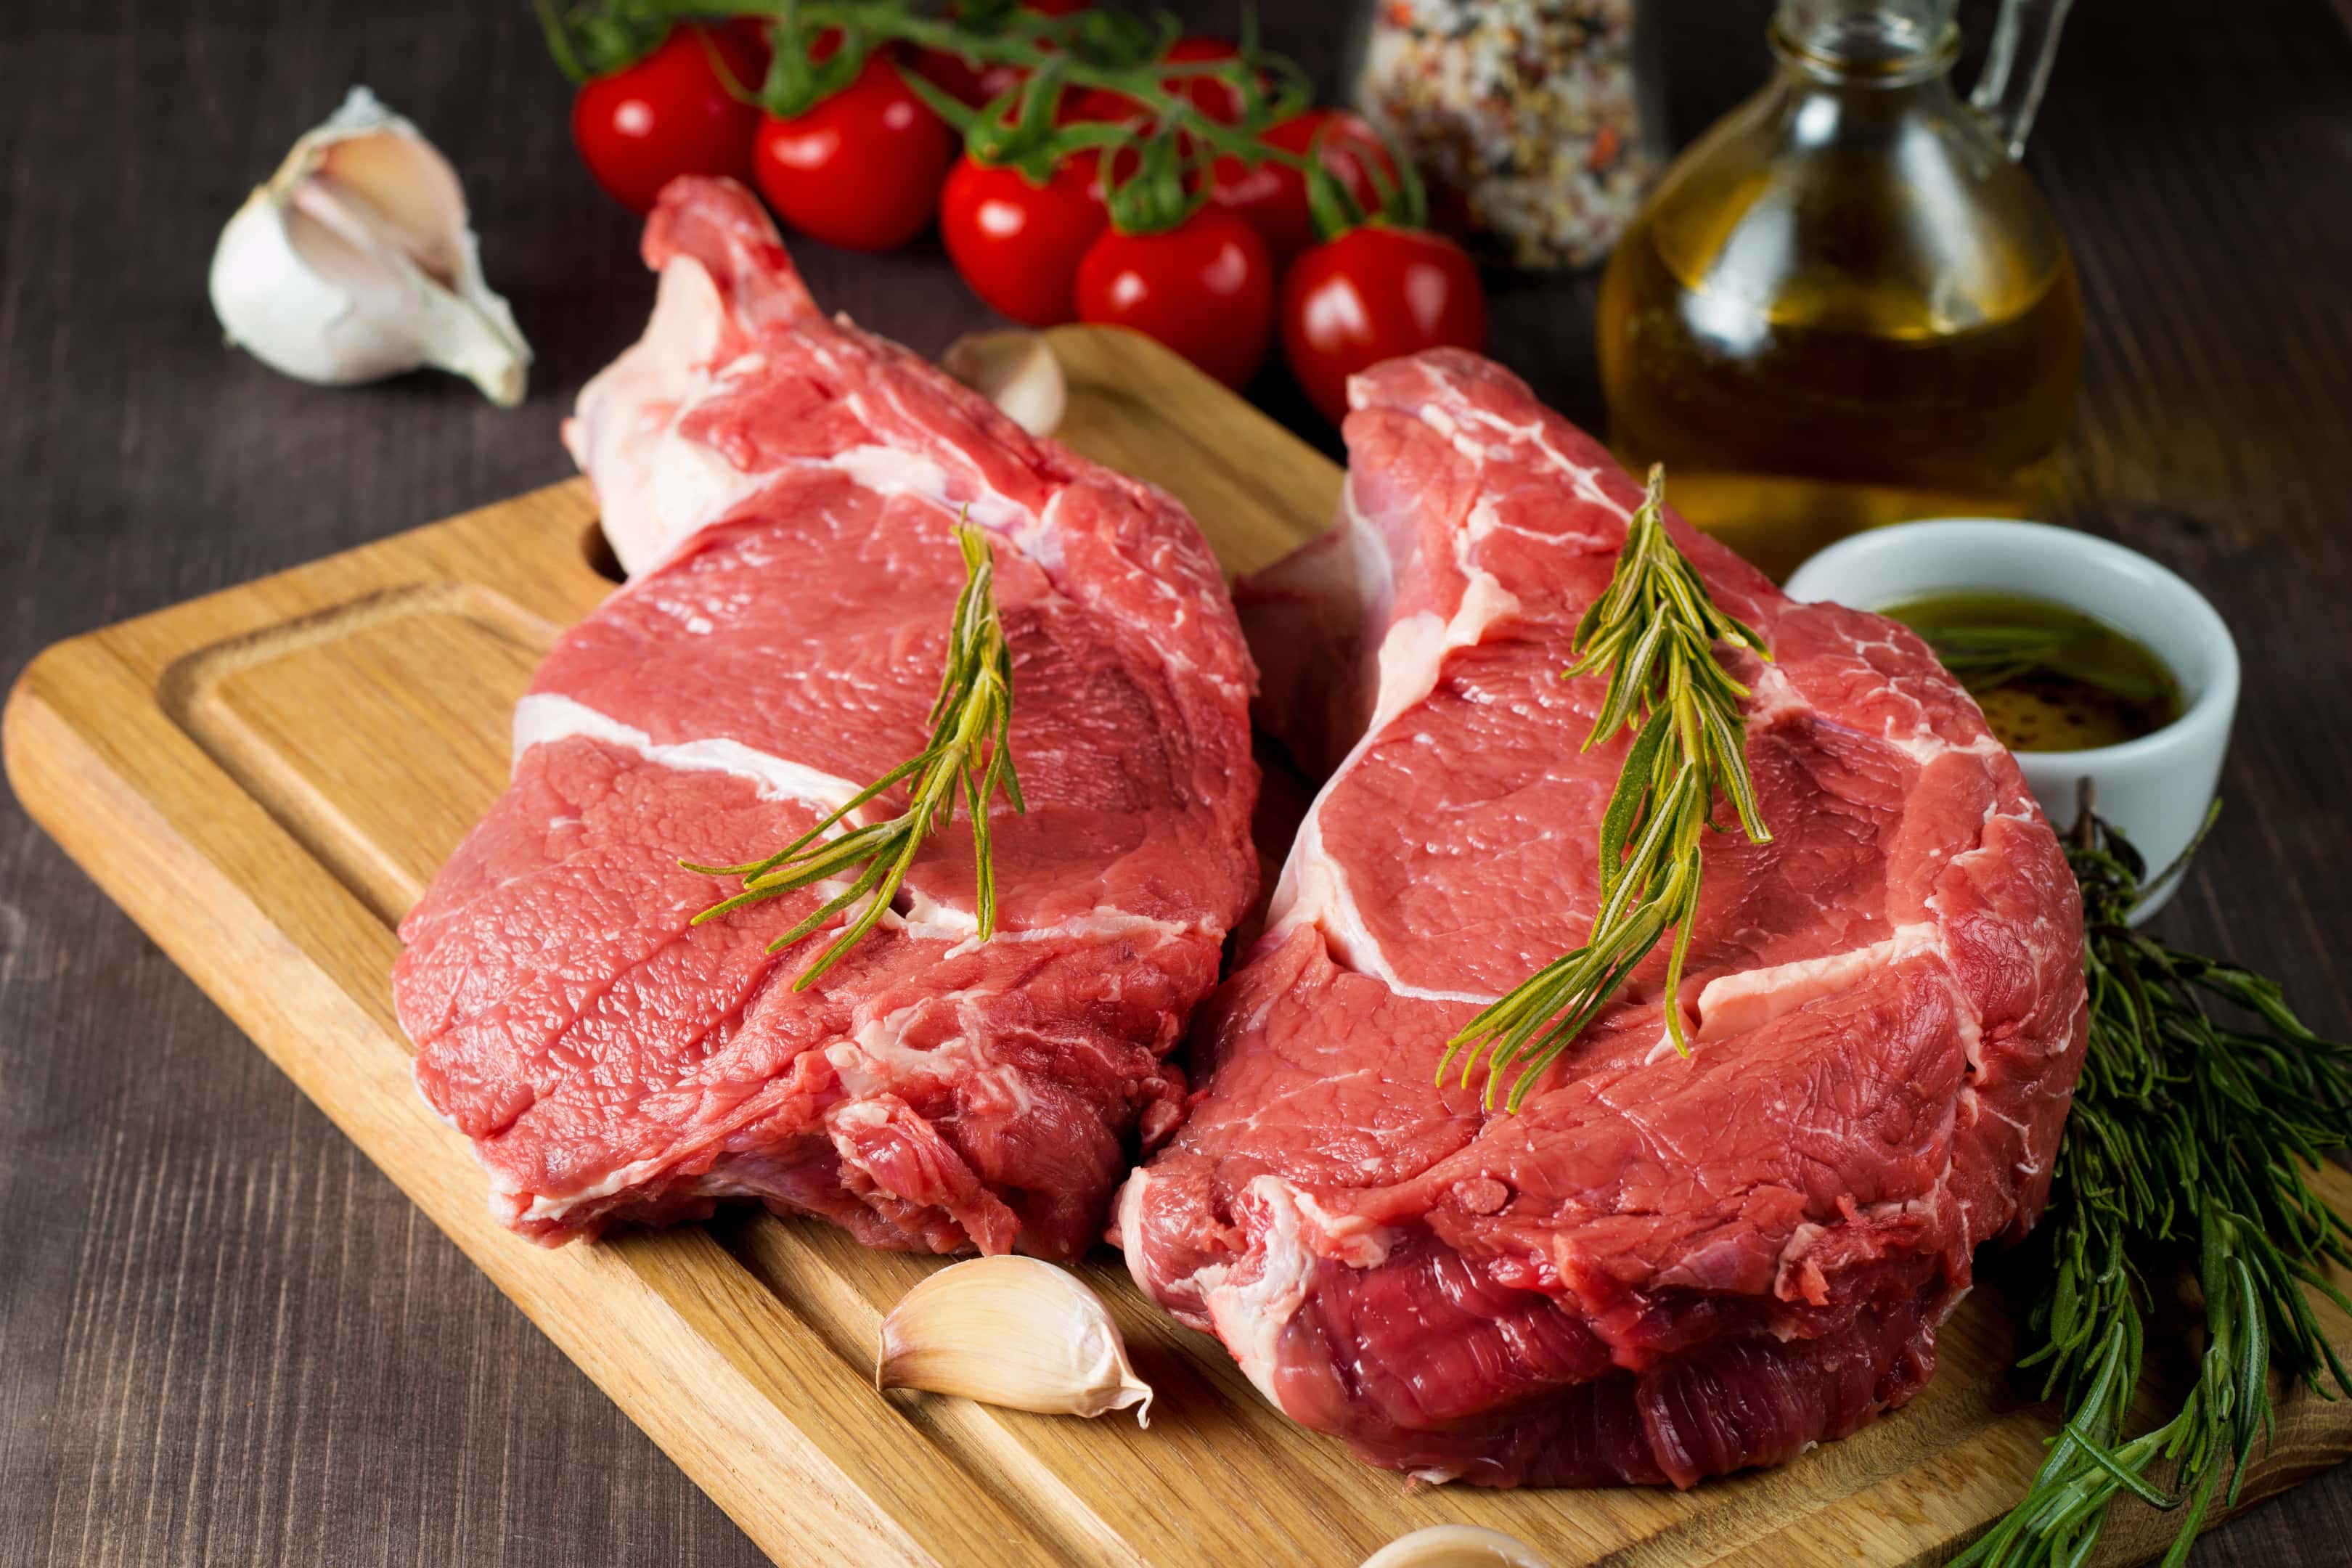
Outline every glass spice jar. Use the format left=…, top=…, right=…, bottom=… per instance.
left=1344, top=0, right=1666, bottom=270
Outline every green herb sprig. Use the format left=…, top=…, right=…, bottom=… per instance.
left=1437, top=467, right=1773, bottom=1111
left=682, top=518, right=1024, bottom=987
left=1919, top=624, right=2088, bottom=696
left=1959, top=801, right=2352, bottom=1567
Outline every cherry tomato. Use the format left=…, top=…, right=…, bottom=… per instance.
left=721, top=17, right=775, bottom=77
left=1160, top=36, right=1247, bottom=122
left=912, top=46, right=1002, bottom=109
left=751, top=52, right=957, bottom=251
left=1281, top=225, right=1488, bottom=423
left=917, top=0, right=1090, bottom=107
left=1068, top=36, right=1246, bottom=127
left=1076, top=208, right=1275, bottom=389
left=571, top=26, right=763, bottom=214
left=940, top=156, right=1109, bottom=327
left=1210, top=110, right=1400, bottom=266
left=1059, top=133, right=1140, bottom=218
left=947, top=91, right=1133, bottom=223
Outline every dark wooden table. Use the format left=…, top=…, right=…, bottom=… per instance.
left=4, top=1, right=2348, bottom=1563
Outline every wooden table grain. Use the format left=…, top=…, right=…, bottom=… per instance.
left=1, top=2, right=2346, bottom=1565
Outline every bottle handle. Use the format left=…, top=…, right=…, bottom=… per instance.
left=1969, top=0, right=2076, bottom=159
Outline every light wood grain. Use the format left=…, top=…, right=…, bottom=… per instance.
left=1048, top=326, right=1343, bottom=579
left=7, top=324, right=2348, bottom=1568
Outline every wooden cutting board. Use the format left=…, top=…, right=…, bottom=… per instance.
left=7, top=324, right=2350, bottom=1568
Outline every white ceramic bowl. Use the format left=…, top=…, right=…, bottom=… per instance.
left=1783, top=520, right=2239, bottom=920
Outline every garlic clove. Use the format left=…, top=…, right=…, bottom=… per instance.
left=209, top=87, right=531, bottom=407
left=1359, top=1526, right=1556, bottom=1568
left=942, top=331, right=1067, bottom=438
left=875, top=1255, right=1152, bottom=1424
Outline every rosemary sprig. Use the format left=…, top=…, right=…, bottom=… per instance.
left=1958, top=801, right=2352, bottom=1567
left=681, top=518, right=1024, bottom=988
left=1918, top=624, right=2086, bottom=696
left=1437, top=467, right=1774, bottom=1110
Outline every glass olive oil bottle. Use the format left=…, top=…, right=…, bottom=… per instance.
left=1598, top=0, right=2082, bottom=581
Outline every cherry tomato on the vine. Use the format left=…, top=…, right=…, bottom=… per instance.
left=1210, top=110, right=1400, bottom=266
left=1076, top=208, right=1274, bottom=389
left=940, top=155, right=1108, bottom=327
left=752, top=52, right=957, bottom=251
left=1059, top=136, right=1141, bottom=219
left=1281, top=225, right=1488, bottom=424
left=571, top=26, right=764, bottom=214
left=917, top=0, right=1090, bottom=108
left=1067, top=36, right=1246, bottom=127
left=953, top=86, right=1138, bottom=219
left=912, top=48, right=1008, bottom=110
left=720, top=17, right=775, bottom=78
left=1159, top=36, right=1248, bottom=122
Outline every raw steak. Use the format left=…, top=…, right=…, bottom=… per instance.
left=393, top=179, right=1257, bottom=1257
left=1116, top=350, right=2087, bottom=1486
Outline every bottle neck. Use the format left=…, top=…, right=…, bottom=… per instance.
left=1771, top=0, right=1959, bottom=86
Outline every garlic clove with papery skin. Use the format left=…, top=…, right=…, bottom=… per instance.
left=942, top=331, right=1067, bottom=438
left=209, top=87, right=531, bottom=406
left=1359, top=1526, right=1556, bottom=1568
left=875, top=1255, right=1152, bottom=1424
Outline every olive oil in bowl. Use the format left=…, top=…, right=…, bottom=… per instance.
left=1881, top=590, right=2181, bottom=753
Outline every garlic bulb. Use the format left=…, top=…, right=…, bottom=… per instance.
left=1359, top=1526, right=1556, bottom=1568
left=942, top=332, right=1067, bottom=437
left=875, top=1256, right=1152, bottom=1424
left=209, top=87, right=531, bottom=406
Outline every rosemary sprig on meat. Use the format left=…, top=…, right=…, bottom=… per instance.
left=1438, top=467, right=1773, bottom=1110
left=1959, top=802, right=2352, bottom=1567
left=682, top=518, right=1024, bottom=987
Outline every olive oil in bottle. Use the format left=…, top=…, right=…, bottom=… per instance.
left=1597, top=0, right=2082, bottom=581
